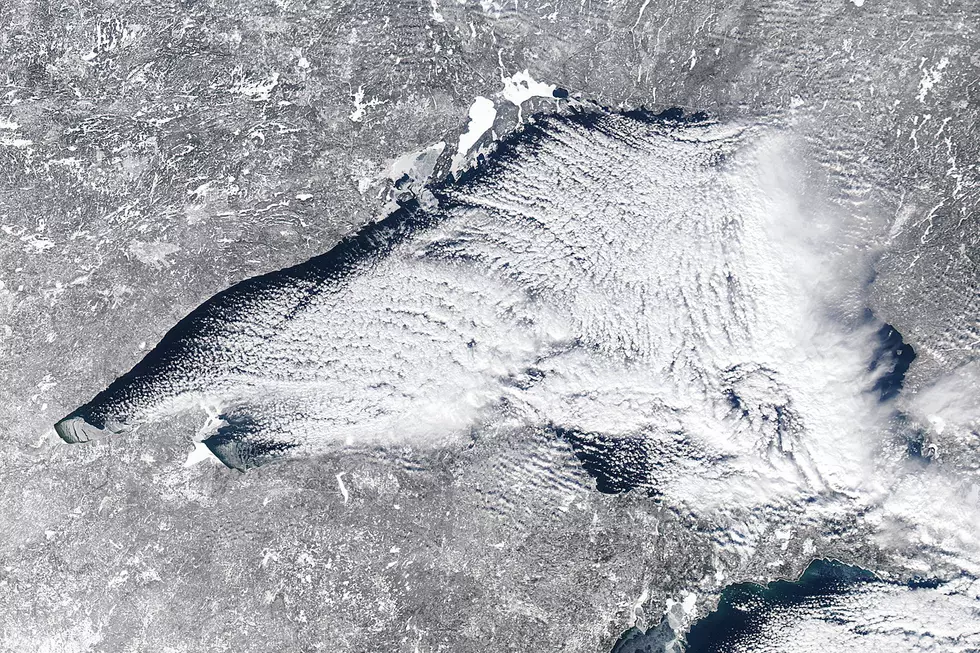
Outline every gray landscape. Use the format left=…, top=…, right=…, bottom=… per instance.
left=2, top=0, right=979, bottom=651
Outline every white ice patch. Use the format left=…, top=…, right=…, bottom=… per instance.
left=349, top=85, right=384, bottom=123
left=388, top=142, right=446, bottom=186
left=0, top=135, right=33, bottom=149
left=500, top=70, right=556, bottom=121
left=184, top=402, right=227, bottom=467
left=664, top=591, right=700, bottom=645
left=917, top=57, right=950, bottom=104
left=336, top=472, right=350, bottom=503
left=350, top=85, right=366, bottom=122
left=429, top=0, right=445, bottom=22
left=681, top=591, right=697, bottom=615
left=452, top=96, right=496, bottom=172
left=183, top=441, right=218, bottom=467
left=233, top=71, right=280, bottom=102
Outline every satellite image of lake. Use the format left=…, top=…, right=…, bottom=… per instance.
left=2, top=0, right=979, bottom=651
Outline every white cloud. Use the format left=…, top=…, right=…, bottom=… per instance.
left=69, top=112, right=980, bottom=616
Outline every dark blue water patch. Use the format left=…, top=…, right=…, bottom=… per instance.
left=906, top=430, right=926, bottom=459
left=553, top=87, right=570, bottom=99
left=611, top=617, right=678, bottom=653
left=868, top=323, right=916, bottom=402
left=678, top=560, right=949, bottom=653
left=882, top=403, right=931, bottom=464
left=551, top=426, right=653, bottom=495
left=902, top=422, right=933, bottom=463
left=608, top=561, right=949, bottom=653
left=622, top=106, right=710, bottom=124
left=203, top=413, right=300, bottom=472
left=684, top=560, right=878, bottom=652
left=906, top=575, right=944, bottom=589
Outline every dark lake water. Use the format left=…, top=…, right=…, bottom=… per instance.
left=556, top=426, right=652, bottom=494
left=683, top=559, right=878, bottom=652
left=869, top=323, right=916, bottom=402
left=611, top=558, right=943, bottom=653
